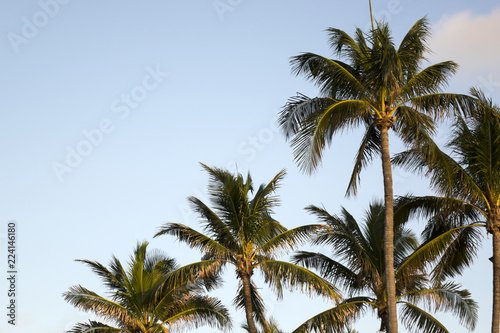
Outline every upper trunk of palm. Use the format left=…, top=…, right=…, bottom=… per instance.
left=237, top=257, right=258, bottom=333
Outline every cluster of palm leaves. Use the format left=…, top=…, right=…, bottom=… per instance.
left=63, top=3, right=500, bottom=333
left=63, top=242, right=231, bottom=332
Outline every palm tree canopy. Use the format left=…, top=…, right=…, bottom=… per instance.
left=292, top=202, right=478, bottom=333
left=63, top=241, right=231, bottom=333
left=389, top=90, right=499, bottom=282
left=279, top=17, right=476, bottom=194
left=154, top=164, right=340, bottom=330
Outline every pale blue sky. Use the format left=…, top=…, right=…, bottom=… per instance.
left=1, top=1, right=499, bottom=332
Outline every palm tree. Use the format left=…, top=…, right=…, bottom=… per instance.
left=393, top=88, right=500, bottom=332
left=154, top=164, right=340, bottom=333
left=63, top=241, right=231, bottom=333
left=292, top=202, right=478, bottom=333
left=278, top=14, right=476, bottom=332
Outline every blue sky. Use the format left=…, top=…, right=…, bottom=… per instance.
left=1, top=1, right=500, bottom=332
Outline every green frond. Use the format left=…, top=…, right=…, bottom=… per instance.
left=409, top=93, right=479, bottom=119
left=305, top=204, right=384, bottom=286
left=289, top=99, right=372, bottom=174
left=259, top=260, right=341, bottom=301
left=396, top=222, right=482, bottom=284
left=400, top=62, right=458, bottom=100
left=66, top=320, right=127, bottom=333
left=400, top=282, right=478, bottom=331
left=279, top=94, right=337, bottom=140
left=293, top=299, right=369, bottom=333
left=249, top=168, right=286, bottom=217
left=399, top=302, right=449, bottom=333
left=63, top=285, right=138, bottom=326
left=159, top=259, right=225, bottom=295
left=292, top=251, right=360, bottom=295
left=258, top=224, right=324, bottom=256
left=74, top=259, right=124, bottom=293
left=392, top=135, right=487, bottom=203
left=186, top=196, right=239, bottom=250
left=154, top=223, right=233, bottom=258
left=448, top=101, right=500, bottom=206
left=290, top=52, right=367, bottom=99
left=160, top=295, right=232, bottom=332
left=326, top=27, right=361, bottom=57
left=397, top=17, right=430, bottom=75
left=425, top=224, right=483, bottom=283
left=345, top=123, right=380, bottom=197
left=392, top=105, right=437, bottom=147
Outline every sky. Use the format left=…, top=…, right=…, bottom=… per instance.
left=1, top=0, right=499, bottom=332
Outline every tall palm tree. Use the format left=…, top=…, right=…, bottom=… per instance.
left=63, top=241, right=231, bottom=333
left=278, top=15, right=476, bottom=333
left=393, top=89, right=500, bottom=332
left=292, top=202, right=478, bottom=333
left=154, top=164, right=340, bottom=333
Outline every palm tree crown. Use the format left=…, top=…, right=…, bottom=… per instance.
left=154, top=164, right=339, bottom=333
left=63, top=241, right=231, bottom=333
left=293, top=202, right=478, bottom=333
left=279, top=17, right=472, bottom=182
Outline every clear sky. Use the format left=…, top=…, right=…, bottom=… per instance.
left=1, top=0, right=499, bottom=332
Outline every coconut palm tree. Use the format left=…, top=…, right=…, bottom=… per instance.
left=63, top=241, right=231, bottom=333
left=154, top=164, right=340, bottom=333
left=393, top=88, right=500, bottom=332
left=278, top=14, right=476, bottom=332
left=292, top=202, right=478, bottom=333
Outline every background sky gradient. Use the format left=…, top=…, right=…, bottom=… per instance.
left=1, top=1, right=500, bottom=332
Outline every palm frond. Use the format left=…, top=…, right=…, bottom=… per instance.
left=401, top=282, right=478, bottom=331
left=289, top=99, right=372, bottom=174
left=292, top=299, right=369, bottom=333
left=160, top=295, right=232, bottom=332
left=396, top=222, right=482, bottom=284
left=74, top=259, right=124, bottom=292
left=187, top=196, right=239, bottom=250
left=400, top=62, right=458, bottom=100
left=399, top=302, right=449, bottom=333
left=345, top=122, right=380, bottom=197
left=290, top=52, right=367, bottom=99
left=66, top=320, right=127, bottom=333
left=397, top=17, right=430, bottom=76
left=279, top=94, right=336, bottom=140
left=154, top=223, right=233, bottom=259
left=392, top=105, right=437, bottom=147
left=258, top=224, right=324, bottom=256
left=259, top=260, right=341, bottom=301
left=292, top=251, right=360, bottom=295
left=63, top=285, right=138, bottom=326
left=409, top=93, right=479, bottom=119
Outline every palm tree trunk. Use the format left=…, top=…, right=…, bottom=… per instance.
left=492, top=210, right=500, bottom=333
left=379, top=125, right=398, bottom=333
left=241, top=274, right=258, bottom=333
